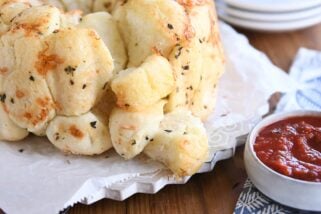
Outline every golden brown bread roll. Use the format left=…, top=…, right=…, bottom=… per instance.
left=78, top=12, right=127, bottom=74
left=109, top=100, right=165, bottom=159
left=46, top=111, right=112, bottom=155
left=144, top=109, right=209, bottom=177
left=42, top=27, right=114, bottom=116
left=111, top=55, right=175, bottom=111
left=113, top=0, right=192, bottom=67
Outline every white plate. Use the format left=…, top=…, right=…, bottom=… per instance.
left=216, top=0, right=321, bottom=22
left=217, top=8, right=321, bottom=32
left=223, top=0, right=321, bottom=12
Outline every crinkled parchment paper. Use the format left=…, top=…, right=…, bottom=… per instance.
left=0, top=22, right=295, bottom=214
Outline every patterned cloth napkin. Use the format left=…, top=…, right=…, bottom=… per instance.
left=276, top=48, right=321, bottom=112
left=234, top=48, right=321, bottom=214
left=234, top=180, right=316, bottom=214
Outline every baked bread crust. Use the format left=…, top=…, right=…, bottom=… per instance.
left=0, top=0, right=224, bottom=176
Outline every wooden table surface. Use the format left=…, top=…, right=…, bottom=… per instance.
left=69, top=23, right=321, bottom=214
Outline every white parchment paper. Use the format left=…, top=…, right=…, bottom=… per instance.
left=0, top=22, right=295, bottom=214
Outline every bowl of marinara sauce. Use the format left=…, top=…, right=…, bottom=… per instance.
left=244, top=111, right=321, bottom=211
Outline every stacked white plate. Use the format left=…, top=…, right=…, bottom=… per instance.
left=216, top=0, right=321, bottom=32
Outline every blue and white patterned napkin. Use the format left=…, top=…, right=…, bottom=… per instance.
left=235, top=48, right=321, bottom=214
left=277, top=48, right=321, bottom=112
left=235, top=180, right=316, bottom=214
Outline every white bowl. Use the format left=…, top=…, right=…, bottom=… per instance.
left=244, top=110, right=321, bottom=211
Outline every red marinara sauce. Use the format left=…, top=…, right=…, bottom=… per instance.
left=254, top=116, right=321, bottom=182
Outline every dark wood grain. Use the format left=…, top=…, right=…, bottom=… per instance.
left=237, top=24, right=321, bottom=71
left=69, top=23, right=321, bottom=214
